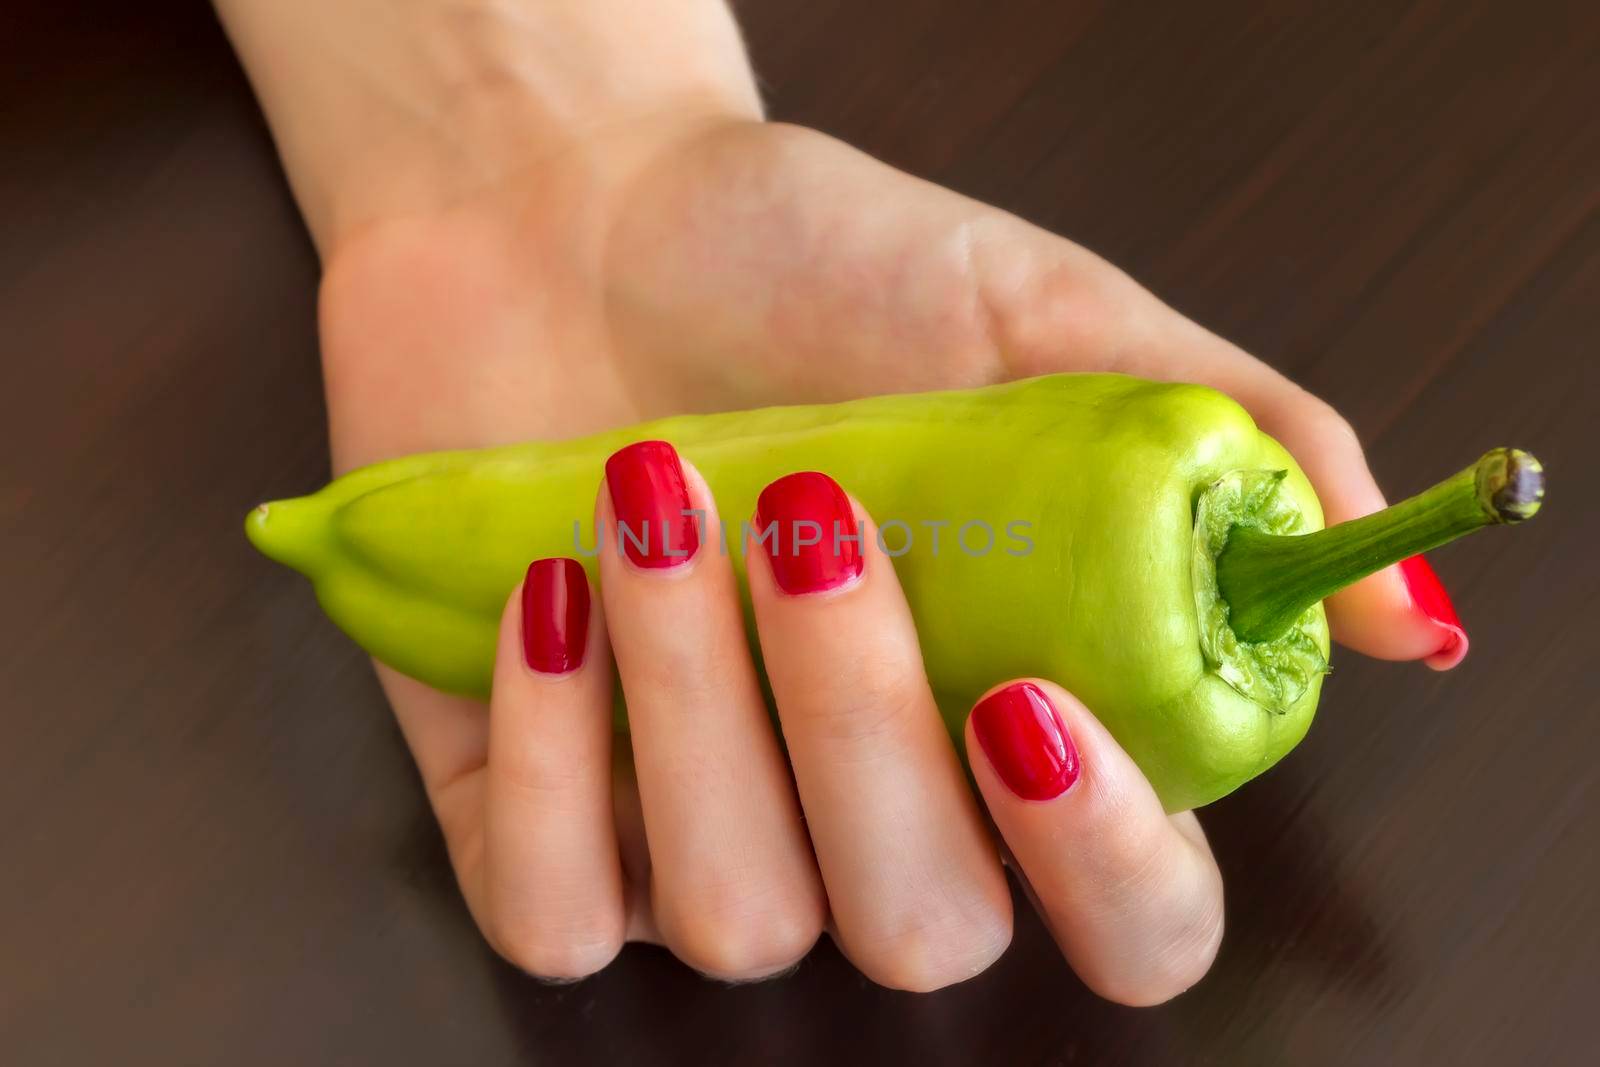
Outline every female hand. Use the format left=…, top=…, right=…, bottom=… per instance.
left=309, top=109, right=1460, bottom=998
left=487, top=441, right=1221, bottom=999
left=216, top=0, right=1468, bottom=999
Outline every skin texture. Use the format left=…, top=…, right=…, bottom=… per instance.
left=215, top=0, right=1462, bottom=999
left=250, top=374, right=1330, bottom=812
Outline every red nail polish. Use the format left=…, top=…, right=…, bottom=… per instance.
left=754, top=471, right=864, bottom=595
left=972, top=682, right=1080, bottom=801
left=605, top=440, right=699, bottom=568
left=1399, top=555, right=1469, bottom=669
left=521, top=558, right=590, bottom=674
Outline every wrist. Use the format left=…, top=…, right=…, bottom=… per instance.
left=217, top=0, right=761, bottom=252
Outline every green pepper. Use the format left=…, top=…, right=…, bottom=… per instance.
left=246, top=374, right=1543, bottom=811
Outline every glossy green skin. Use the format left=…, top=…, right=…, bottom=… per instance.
left=247, top=374, right=1329, bottom=812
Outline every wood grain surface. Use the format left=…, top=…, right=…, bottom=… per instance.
left=2, top=2, right=1596, bottom=1063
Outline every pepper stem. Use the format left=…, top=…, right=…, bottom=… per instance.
left=1216, top=448, right=1545, bottom=643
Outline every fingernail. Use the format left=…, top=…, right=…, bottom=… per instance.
left=521, top=558, right=590, bottom=674
left=972, top=682, right=1080, bottom=801
left=1400, top=555, right=1469, bottom=671
left=604, top=440, right=699, bottom=568
left=754, top=471, right=864, bottom=595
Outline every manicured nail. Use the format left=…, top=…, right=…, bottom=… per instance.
left=754, top=471, right=864, bottom=595
left=1400, top=555, right=1468, bottom=671
left=972, top=682, right=1080, bottom=801
left=604, top=440, right=699, bottom=568
left=521, top=558, right=590, bottom=674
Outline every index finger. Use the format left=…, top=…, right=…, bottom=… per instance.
left=971, top=218, right=1460, bottom=666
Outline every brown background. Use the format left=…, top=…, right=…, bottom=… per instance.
left=3, top=1, right=1597, bottom=1063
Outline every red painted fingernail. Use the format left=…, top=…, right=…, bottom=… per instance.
left=1400, top=555, right=1469, bottom=670
left=521, top=558, right=590, bottom=674
left=972, top=682, right=1080, bottom=801
left=604, top=440, right=699, bottom=568
left=754, top=471, right=864, bottom=595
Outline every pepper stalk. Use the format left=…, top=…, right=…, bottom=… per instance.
left=1216, top=448, right=1546, bottom=644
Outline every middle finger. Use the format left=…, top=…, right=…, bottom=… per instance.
left=747, top=470, right=1013, bottom=992
left=598, top=441, right=826, bottom=980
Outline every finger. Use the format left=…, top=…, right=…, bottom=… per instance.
left=964, top=679, right=1224, bottom=1006
left=598, top=441, right=826, bottom=981
left=747, top=471, right=1013, bottom=992
left=1150, top=323, right=1466, bottom=669
left=965, top=216, right=1463, bottom=666
left=481, top=558, right=626, bottom=980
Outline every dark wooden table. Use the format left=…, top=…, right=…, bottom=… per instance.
left=4, top=2, right=1596, bottom=1063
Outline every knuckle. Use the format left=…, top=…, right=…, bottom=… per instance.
left=621, top=642, right=749, bottom=711
left=662, top=872, right=826, bottom=981
left=1070, top=821, right=1226, bottom=1006
left=1076, top=776, right=1172, bottom=895
left=489, top=910, right=625, bottom=982
left=799, top=654, right=929, bottom=751
left=494, top=748, right=589, bottom=804
left=985, top=251, right=1146, bottom=376
left=1304, top=394, right=1363, bottom=454
left=1088, top=894, right=1225, bottom=1007
left=1161, top=890, right=1226, bottom=994
left=852, top=901, right=1012, bottom=993
left=668, top=900, right=824, bottom=982
left=1101, top=820, right=1180, bottom=905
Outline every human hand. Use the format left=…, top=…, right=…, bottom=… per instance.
left=219, top=0, right=1466, bottom=999
left=317, top=116, right=1461, bottom=671
left=481, top=443, right=1223, bottom=1000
